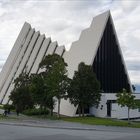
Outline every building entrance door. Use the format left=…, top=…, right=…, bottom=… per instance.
left=107, top=101, right=111, bottom=117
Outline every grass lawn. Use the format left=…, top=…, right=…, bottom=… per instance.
left=1, top=112, right=140, bottom=128
left=0, top=114, right=17, bottom=120
left=0, top=114, right=9, bottom=120
left=30, top=114, right=59, bottom=120
left=21, top=112, right=140, bottom=128
left=61, top=117, right=140, bottom=128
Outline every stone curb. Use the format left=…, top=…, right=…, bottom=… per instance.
left=0, top=121, right=140, bottom=133
left=0, top=122, right=98, bottom=131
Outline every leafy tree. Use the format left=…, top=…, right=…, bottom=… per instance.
left=135, top=100, right=140, bottom=108
left=29, top=74, right=55, bottom=116
left=9, top=73, right=34, bottom=112
left=29, top=74, right=45, bottom=108
left=68, top=62, right=101, bottom=117
left=116, top=89, right=136, bottom=124
left=39, top=54, right=70, bottom=118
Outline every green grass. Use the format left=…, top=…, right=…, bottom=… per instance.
left=0, top=114, right=6, bottom=119
left=0, top=114, right=17, bottom=120
left=0, top=105, right=4, bottom=109
left=22, top=112, right=140, bottom=128
left=30, top=114, right=60, bottom=120
left=61, top=117, right=140, bottom=128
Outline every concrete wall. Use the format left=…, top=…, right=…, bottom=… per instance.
left=57, top=11, right=110, bottom=116
left=26, top=35, right=45, bottom=73
left=2, top=31, right=40, bottom=104
left=15, top=31, right=40, bottom=77
left=0, top=22, right=31, bottom=103
left=90, top=94, right=107, bottom=118
left=30, top=38, right=51, bottom=74
left=0, top=23, right=31, bottom=93
left=2, top=29, right=35, bottom=104
left=55, top=45, right=65, bottom=56
left=90, top=93, right=140, bottom=119
left=38, top=41, right=58, bottom=74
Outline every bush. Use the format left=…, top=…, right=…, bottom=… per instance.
left=0, top=105, right=4, bottom=109
left=23, top=108, right=50, bottom=116
left=3, top=104, right=15, bottom=110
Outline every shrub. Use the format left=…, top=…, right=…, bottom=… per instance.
left=3, top=104, right=15, bottom=110
left=23, top=108, right=50, bottom=116
left=0, top=105, right=4, bottom=109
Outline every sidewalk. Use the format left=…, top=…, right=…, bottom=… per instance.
left=0, top=114, right=140, bottom=133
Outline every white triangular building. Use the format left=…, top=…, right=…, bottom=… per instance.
left=0, top=11, right=140, bottom=119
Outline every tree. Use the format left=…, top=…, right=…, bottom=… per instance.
left=116, top=89, right=136, bottom=124
left=68, top=62, right=101, bottom=117
left=39, top=54, right=70, bottom=118
left=9, top=73, right=34, bottom=112
left=29, top=73, right=55, bottom=116
left=29, top=74, right=45, bottom=108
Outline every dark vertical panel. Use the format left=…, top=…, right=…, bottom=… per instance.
left=92, top=17, right=131, bottom=93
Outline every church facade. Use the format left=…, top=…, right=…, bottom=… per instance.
left=0, top=11, right=140, bottom=119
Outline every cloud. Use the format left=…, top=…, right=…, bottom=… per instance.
left=128, top=70, right=140, bottom=85
left=0, top=0, right=140, bottom=91
left=121, top=0, right=138, bottom=12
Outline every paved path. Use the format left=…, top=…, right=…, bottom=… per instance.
left=0, top=113, right=140, bottom=132
left=0, top=113, right=140, bottom=140
left=0, top=117, right=140, bottom=132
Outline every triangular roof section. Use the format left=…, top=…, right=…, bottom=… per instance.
left=64, top=11, right=110, bottom=78
left=92, top=15, right=132, bottom=93
left=61, top=11, right=110, bottom=116
left=108, top=13, right=132, bottom=92
left=60, top=10, right=132, bottom=116
left=64, top=10, right=132, bottom=91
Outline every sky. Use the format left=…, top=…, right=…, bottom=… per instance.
left=0, top=0, right=140, bottom=91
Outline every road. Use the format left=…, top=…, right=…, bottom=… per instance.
left=0, top=123, right=140, bottom=140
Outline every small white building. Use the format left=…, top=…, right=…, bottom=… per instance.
left=0, top=10, right=140, bottom=119
left=90, top=93, right=140, bottom=119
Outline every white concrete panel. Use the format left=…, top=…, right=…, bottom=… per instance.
left=90, top=93, right=140, bottom=119
left=59, top=12, right=110, bottom=116
left=0, top=28, right=34, bottom=103
left=2, top=29, right=35, bottom=104
left=2, top=31, right=40, bottom=104
left=64, top=11, right=109, bottom=79
left=26, top=35, right=45, bottom=73
left=55, top=45, right=65, bottom=56
left=15, top=31, right=40, bottom=77
left=54, top=98, right=77, bottom=116
left=90, top=94, right=107, bottom=118
left=45, top=41, right=57, bottom=56
left=30, top=38, right=51, bottom=74
left=0, top=22, right=31, bottom=94
left=38, top=41, right=57, bottom=73
left=112, top=104, right=140, bottom=119
left=111, top=94, right=140, bottom=119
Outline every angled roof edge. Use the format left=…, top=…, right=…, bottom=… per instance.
left=64, top=10, right=132, bottom=91
left=90, top=10, right=110, bottom=28
left=90, top=10, right=110, bottom=65
left=64, top=10, right=110, bottom=78
left=109, top=14, right=133, bottom=92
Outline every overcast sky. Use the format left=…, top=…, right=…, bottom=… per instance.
left=0, top=0, right=140, bottom=91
